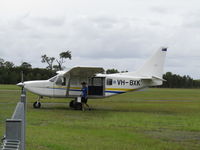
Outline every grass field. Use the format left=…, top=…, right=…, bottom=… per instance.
left=0, top=84, right=200, bottom=150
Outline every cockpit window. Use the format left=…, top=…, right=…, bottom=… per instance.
left=49, top=75, right=66, bottom=85
left=49, top=76, right=57, bottom=82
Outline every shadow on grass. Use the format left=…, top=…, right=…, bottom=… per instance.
left=28, top=103, right=70, bottom=111
left=26, top=102, right=183, bottom=115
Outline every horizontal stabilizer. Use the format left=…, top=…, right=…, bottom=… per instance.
left=152, top=76, right=166, bottom=81
left=140, top=76, right=166, bottom=81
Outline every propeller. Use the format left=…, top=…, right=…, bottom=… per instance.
left=17, top=71, right=25, bottom=94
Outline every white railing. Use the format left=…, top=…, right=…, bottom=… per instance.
left=1, top=90, right=26, bottom=150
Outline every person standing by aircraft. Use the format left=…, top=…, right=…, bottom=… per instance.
left=81, top=82, right=90, bottom=111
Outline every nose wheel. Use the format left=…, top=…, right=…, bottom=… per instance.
left=33, top=101, right=41, bottom=108
left=33, top=96, right=42, bottom=108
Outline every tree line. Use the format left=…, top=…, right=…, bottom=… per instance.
left=0, top=60, right=55, bottom=84
left=161, top=72, right=200, bottom=88
left=0, top=57, right=200, bottom=88
left=0, top=51, right=72, bottom=84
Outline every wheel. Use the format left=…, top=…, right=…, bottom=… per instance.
left=33, top=101, right=41, bottom=108
left=69, top=100, right=75, bottom=109
left=74, top=102, right=82, bottom=110
left=69, top=100, right=82, bottom=110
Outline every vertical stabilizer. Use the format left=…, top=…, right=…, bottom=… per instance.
left=126, top=47, right=167, bottom=78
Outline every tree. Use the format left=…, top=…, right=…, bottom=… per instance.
left=41, top=51, right=72, bottom=71
left=55, top=51, right=72, bottom=70
left=20, top=62, right=32, bottom=69
left=106, top=69, right=119, bottom=74
left=4, top=61, right=14, bottom=69
left=53, top=65, right=60, bottom=71
left=121, top=70, right=128, bottom=73
left=161, top=72, right=200, bottom=88
left=0, top=58, right=4, bottom=67
left=41, top=55, right=55, bottom=70
left=0, top=59, right=14, bottom=68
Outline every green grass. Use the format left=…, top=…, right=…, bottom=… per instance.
left=1, top=85, right=200, bottom=150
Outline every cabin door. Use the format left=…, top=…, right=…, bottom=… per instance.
left=88, top=77, right=105, bottom=96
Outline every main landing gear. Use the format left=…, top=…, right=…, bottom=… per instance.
left=33, top=96, right=43, bottom=108
left=69, top=98, right=82, bottom=110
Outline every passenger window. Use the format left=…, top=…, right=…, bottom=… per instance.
left=107, top=79, right=112, bottom=85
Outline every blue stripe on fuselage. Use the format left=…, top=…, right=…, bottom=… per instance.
left=48, top=87, right=126, bottom=94
left=105, top=90, right=125, bottom=94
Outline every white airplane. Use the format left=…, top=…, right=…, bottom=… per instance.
left=17, top=47, right=167, bottom=110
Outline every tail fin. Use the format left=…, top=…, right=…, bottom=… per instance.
left=126, top=47, right=167, bottom=78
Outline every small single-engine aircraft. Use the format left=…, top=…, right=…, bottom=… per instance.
left=17, top=47, right=167, bottom=110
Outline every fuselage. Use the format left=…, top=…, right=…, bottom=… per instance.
left=17, top=48, right=167, bottom=99
left=19, top=73, right=157, bottom=99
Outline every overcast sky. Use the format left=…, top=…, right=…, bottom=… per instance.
left=0, top=0, right=200, bottom=78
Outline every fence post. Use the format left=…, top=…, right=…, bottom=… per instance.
left=20, top=89, right=26, bottom=150
left=5, top=119, right=22, bottom=149
left=1, top=88, right=27, bottom=150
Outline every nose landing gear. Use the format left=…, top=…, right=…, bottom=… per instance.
left=33, top=96, right=43, bottom=108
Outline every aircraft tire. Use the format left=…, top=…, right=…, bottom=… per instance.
left=69, top=100, right=75, bottom=109
left=74, top=102, right=82, bottom=110
left=33, top=101, right=41, bottom=108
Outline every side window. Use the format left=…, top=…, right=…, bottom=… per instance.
left=56, top=76, right=63, bottom=85
left=62, top=77, right=66, bottom=86
left=49, top=75, right=65, bottom=85
left=107, top=78, right=112, bottom=85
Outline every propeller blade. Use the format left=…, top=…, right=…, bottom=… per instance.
left=17, top=82, right=25, bottom=87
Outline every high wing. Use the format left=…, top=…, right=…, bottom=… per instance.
left=59, top=67, right=104, bottom=90
left=63, top=66, right=104, bottom=77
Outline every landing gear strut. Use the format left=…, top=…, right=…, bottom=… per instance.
left=33, top=96, right=42, bottom=108
left=69, top=98, right=82, bottom=110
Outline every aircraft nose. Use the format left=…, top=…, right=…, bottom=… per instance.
left=17, top=82, right=25, bottom=87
